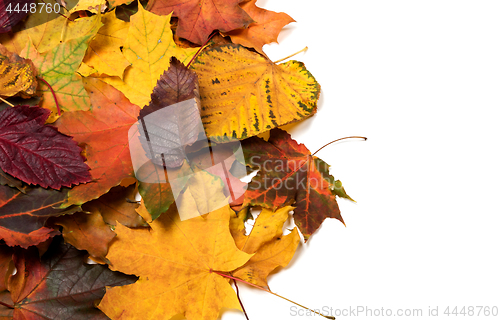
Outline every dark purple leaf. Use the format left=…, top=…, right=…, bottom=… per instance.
left=0, top=105, right=91, bottom=189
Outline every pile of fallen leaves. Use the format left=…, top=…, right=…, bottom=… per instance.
left=0, top=0, right=357, bottom=319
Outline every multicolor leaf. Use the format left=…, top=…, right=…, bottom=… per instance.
left=242, top=128, right=352, bottom=241
left=55, top=77, right=140, bottom=207
left=1, top=238, right=136, bottom=319
left=0, top=185, right=80, bottom=248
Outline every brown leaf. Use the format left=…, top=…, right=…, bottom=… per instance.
left=146, top=0, right=253, bottom=45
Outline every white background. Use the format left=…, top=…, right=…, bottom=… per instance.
left=223, top=1, right=500, bottom=319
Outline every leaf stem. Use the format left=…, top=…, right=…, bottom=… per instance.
left=273, top=47, right=308, bottom=64
left=37, top=77, right=61, bottom=115
left=232, top=275, right=250, bottom=320
left=312, top=136, right=367, bottom=156
left=0, top=301, right=14, bottom=309
left=0, top=97, right=14, bottom=107
left=186, top=31, right=218, bottom=68
left=211, top=270, right=335, bottom=320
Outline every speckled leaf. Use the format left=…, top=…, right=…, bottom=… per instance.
left=190, top=44, right=320, bottom=142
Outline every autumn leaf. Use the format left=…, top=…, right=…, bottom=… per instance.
left=98, top=204, right=252, bottom=320
left=0, top=185, right=80, bottom=248
left=21, top=23, right=102, bottom=121
left=137, top=57, right=202, bottom=168
left=0, top=168, right=24, bottom=192
left=225, top=0, right=295, bottom=55
left=0, top=9, right=97, bottom=55
left=136, top=160, right=192, bottom=221
left=0, top=106, right=91, bottom=189
left=1, top=237, right=137, bottom=319
left=190, top=44, right=320, bottom=141
left=0, top=0, right=33, bottom=33
left=0, top=245, right=12, bottom=291
left=51, top=184, right=147, bottom=260
left=146, top=0, right=254, bottom=45
left=55, top=77, right=141, bottom=207
left=83, top=10, right=131, bottom=78
left=242, top=128, right=352, bottom=241
left=0, top=44, right=37, bottom=98
left=229, top=206, right=300, bottom=287
left=69, top=0, right=106, bottom=13
left=188, top=142, right=248, bottom=209
left=102, top=3, right=199, bottom=107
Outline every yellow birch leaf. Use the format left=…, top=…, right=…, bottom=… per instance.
left=229, top=206, right=300, bottom=287
left=83, top=10, right=130, bottom=78
left=0, top=11, right=99, bottom=55
left=98, top=204, right=252, bottom=320
left=190, top=44, right=320, bottom=142
left=102, top=3, right=199, bottom=107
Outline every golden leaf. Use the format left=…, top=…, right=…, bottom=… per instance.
left=190, top=44, right=320, bottom=141
left=229, top=206, right=300, bottom=287
left=83, top=10, right=130, bottom=78
left=98, top=204, right=252, bottom=320
left=102, top=3, right=199, bottom=107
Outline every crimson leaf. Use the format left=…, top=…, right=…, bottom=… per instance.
left=0, top=106, right=91, bottom=189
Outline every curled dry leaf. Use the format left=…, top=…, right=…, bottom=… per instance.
left=0, top=44, right=37, bottom=98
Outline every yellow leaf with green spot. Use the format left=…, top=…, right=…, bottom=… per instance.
left=190, top=44, right=320, bottom=142
left=21, top=25, right=101, bottom=121
left=102, top=3, right=199, bottom=107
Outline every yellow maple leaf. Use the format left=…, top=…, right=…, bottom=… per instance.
left=190, top=44, right=320, bottom=141
left=229, top=206, right=300, bottom=287
left=102, top=3, right=199, bottom=107
left=98, top=204, right=252, bottom=320
left=83, top=10, right=130, bottom=78
left=0, top=13, right=101, bottom=55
